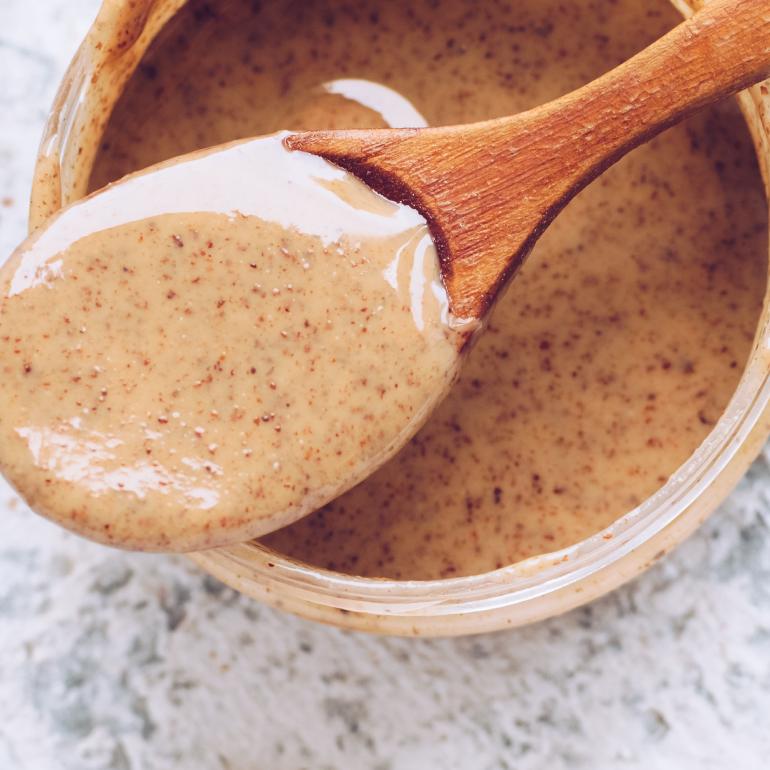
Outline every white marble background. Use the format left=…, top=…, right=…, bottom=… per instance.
left=1, top=1, right=770, bottom=768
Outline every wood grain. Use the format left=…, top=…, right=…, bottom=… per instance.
left=286, top=0, right=770, bottom=320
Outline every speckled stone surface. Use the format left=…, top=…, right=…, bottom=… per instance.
left=2, top=2, right=770, bottom=768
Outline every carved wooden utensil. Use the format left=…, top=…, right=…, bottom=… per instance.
left=287, top=0, right=770, bottom=320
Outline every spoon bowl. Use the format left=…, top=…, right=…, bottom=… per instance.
left=0, top=135, right=467, bottom=551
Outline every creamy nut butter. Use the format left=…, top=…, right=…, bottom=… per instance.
left=0, top=136, right=462, bottom=550
left=19, top=0, right=769, bottom=575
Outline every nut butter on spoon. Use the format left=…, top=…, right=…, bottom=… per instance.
left=0, top=136, right=471, bottom=550
left=0, top=0, right=768, bottom=553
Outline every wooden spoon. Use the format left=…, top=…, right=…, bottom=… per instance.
left=286, top=0, right=770, bottom=321
left=3, top=0, right=768, bottom=554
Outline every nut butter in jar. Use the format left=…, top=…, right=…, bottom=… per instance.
left=30, top=0, right=770, bottom=635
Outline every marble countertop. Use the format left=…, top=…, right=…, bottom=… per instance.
left=2, top=2, right=770, bottom=768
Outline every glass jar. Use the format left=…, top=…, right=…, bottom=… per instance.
left=30, top=0, right=770, bottom=636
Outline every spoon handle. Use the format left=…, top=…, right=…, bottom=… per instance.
left=287, top=0, right=770, bottom=319
left=433, top=0, right=770, bottom=316
left=446, top=0, right=770, bottom=316
left=500, top=0, right=770, bottom=191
